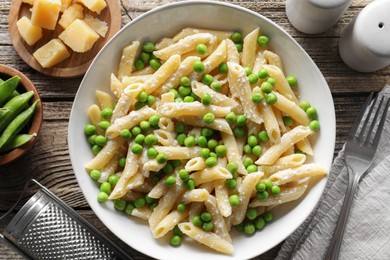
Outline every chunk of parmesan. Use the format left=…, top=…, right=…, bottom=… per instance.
left=16, top=16, right=42, bottom=46
left=33, top=39, right=70, bottom=68
left=31, top=0, right=61, bottom=30
left=83, top=14, right=108, bottom=37
left=58, top=4, right=84, bottom=29
left=77, top=0, right=106, bottom=14
left=59, top=19, right=99, bottom=52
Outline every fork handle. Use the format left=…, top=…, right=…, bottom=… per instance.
left=326, top=167, right=361, bottom=260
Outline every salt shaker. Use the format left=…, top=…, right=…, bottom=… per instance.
left=339, top=0, right=390, bottom=72
left=286, top=0, right=352, bottom=34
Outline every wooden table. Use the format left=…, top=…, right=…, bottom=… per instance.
left=0, top=0, right=388, bottom=259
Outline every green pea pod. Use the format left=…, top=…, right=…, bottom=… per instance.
left=0, top=76, right=21, bottom=106
left=0, top=78, right=3, bottom=83
left=0, top=108, right=10, bottom=119
left=0, top=91, right=33, bottom=134
left=0, top=133, right=37, bottom=152
left=0, top=99, right=39, bottom=150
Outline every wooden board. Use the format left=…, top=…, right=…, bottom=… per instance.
left=8, top=0, right=122, bottom=78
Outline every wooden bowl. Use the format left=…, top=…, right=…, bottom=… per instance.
left=0, top=64, right=43, bottom=165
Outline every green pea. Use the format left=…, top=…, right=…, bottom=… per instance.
left=134, top=197, right=146, bottom=208
left=149, top=115, right=160, bottom=128
left=196, top=43, right=208, bottom=55
left=243, top=67, right=252, bottom=76
left=256, top=182, right=266, bottom=192
left=229, top=194, right=240, bottom=206
left=200, top=212, right=212, bottom=222
left=200, top=148, right=211, bottom=159
left=207, top=139, right=218, bottom=150
left=310, top=120, right=320, bottom=131
left=210, top=81, right=222, bottom=92
left=95, top=135, right=107, bottom=146
left=257, top=35, right=270, bottom=46
left=186, top=178, right=196, bottom=190
left=231, top=32, right=243, bottom=43
left=202, top=221, right=214, bottom=232
left=190, top=92, right=199, bottom=101
left=258, top=69, right=268, bottom=79
left=150, top=59, right=161, bottom=70
left=147, top=95, right=156, bottom=106
left=247, top=135, right=258, bottom=147
left=202, top=74, right=213, bottom=85
left=170, top=235, right=181, bottom=246
left=233, top=127, right=246, bottom=137
left=118, top=157, right=126, bottom=167
left=254, top=216, right=266, bottom=230
left=225, top=111, right=236, bottom=124
left=193, top=61, right=205, bottom=73
left=263, top=179, right=273, bottom=190
left=243, top=157, right=253, bottom=168
left=299, top=100, right=311, bottom=111
left=215, top=145, right=227, bottom=157
left=178, top=85, right=191, bottom=97
left=283, top=116, right=294, bottom=127
left=125, top=203, right=135, bottom=215
left=227, top=162, right=238, bottom=175
left=138, top=91, right=148, bottom=102
left=286, top=75, right=298, bottom=86
left=163, top=163, right=174, bottom=174
left=171, top=159, right=181, bottom=168
left=244, top=144, right=252, bottom=154
left=218, top=62, right=228, bottom=74
left=142, top=41, right=155, bottom=52
left=140, top=120, right=150, bottom=131
left=265, top=92, right=277, bottom=105
left=84, top=124, right=96, bottom=135
left=306, top=107, right=318, bottom=119
left=209, top=152, right=217, bottom=158
left=261, top=81, right=273, bottom=94
left=236, top=115, right=247, bottom=127
left=90, top=169, right=101, bottom=181
left=197, top=136, right=208, bottom=147
left=174, top=122, right=185, bottom=133
left=201, top=93, right=212, bottom=106
left=175, top=97, right=183, bottom=103
left=131, top=143, right=143, bottom=154
left=180, top=76, right=191, bottom=87
left=120, top=129, right=132, bottom=140
left=145, top=195, right=155, bottom=204
left=235, top=43, right=243, bottom=52
left=131, top=126, right=142, bottom=136
left=92, top=145, right=102, bottom=155
left=225, top=179, right=237, bottom=189
left=192, top=216, right=203, bottom=226
left=252, top=93, right=263, bottom=104
left=266, top=77, right=276, bottom=86
left=135, top=134, right=145, bottom=145
left=177, top=203, right=186, bottom=213
left=258, top=130, right=269, bottom=142
left=173, top=225, right=184, bottom=236
left=176, top=133, right=187, bottom=145
left=88, top=135, right=96, bottom=145
left=134, top=59, right=144, bottom=70
left=145, top=134, right=158, bottom=146
left=98, top=120, right=110, bottom=130
left=179, top=169, right=189, bottom=181
left=134, top=101, right=145, bottom=110
left=140, top=51, right=150, bottom=64
left=248, top=73, right=259, bottom=84
left=165, top=176, right=176, bottom=186
left=252, top=145, right=263, bottom=156
left=203, top=112, right=215, bottom=124
left=183, top=96, right=194, bottom=103
left=247, top=164, right=258, bottom=173
left=246, top=208, right=258, bottom=220
left=205, top=156, right=217, bottom=167
left=156, top=152, right=168, bottom=164
left=184, top=135, right=196, bottom=147
left=97, top=192, right=108, bottom=202
left=244, top=222, right=256, bottom=235
left=235, top=222, right=245, bottom=232
left=147, top=147, right=158, bottom=159
left=169, top=88, right=179, bottom=99
left=271, top=185, right=281, bottom=195
left=264, top=211, right=273, bottom=222
left=100, top=182, right=111, bottom=194
left=256, top=190, right=268, bottom=201
left=109, top=175, right=120, bottom=186
left=114, top=199, right=127, bottom=211
left=201, top=127, right=213, bottom=137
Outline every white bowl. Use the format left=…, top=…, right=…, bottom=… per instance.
left=68, top=1, right=336, bottom=259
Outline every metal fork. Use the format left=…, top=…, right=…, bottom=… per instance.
left=326, top=92, right=390, bottom=260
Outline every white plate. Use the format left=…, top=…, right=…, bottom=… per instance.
left=68, top=1, right=336, bottom=259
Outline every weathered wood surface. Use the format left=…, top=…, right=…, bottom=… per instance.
left=0, top=0, right=388, bottom=259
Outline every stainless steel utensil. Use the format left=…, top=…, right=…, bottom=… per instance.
left=326, top=93, right=390, bottom=259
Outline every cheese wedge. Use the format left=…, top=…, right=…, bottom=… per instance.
left=16, top=16, right=43, bottom=46
left=33, top=39, right=70, bottom=68
left=78, top=0, right=106, bottom=14
left=31, top=0, right=61, bottom=30
left=59, top=19, right=99, bottom=52
left=58, top=4, right=84, bottom=29
left=83, top=14, right=108, bottom=37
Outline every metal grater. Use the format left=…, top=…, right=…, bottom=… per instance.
left=1, top=180, right=133, bottom=260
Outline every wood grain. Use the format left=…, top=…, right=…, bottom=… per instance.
left=8, top=0, right=122, bottom=78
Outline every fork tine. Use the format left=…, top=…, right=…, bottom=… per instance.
left=357, top=94, right=380, bottom=142
left=348, top=92, right=374, bottom=142
left=371, top=97, right=390, bottom=146
left=361, top=95, right=384, bottom=144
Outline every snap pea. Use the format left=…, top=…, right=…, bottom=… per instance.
left=0, top=108, right=10, bottom=119
left=0, top=133, right=37, bottom=152
left=0, top=99, right=39, bottom=150
left=0, top=91, right=34, bottom=133
left=4, top=90, right=20, bottom=103
left=0, top=76, right=21, bottom=106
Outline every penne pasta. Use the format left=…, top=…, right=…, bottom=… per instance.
left=117, top=41, right=140, bottom=80
left=269, top=163, right=327, bottom=185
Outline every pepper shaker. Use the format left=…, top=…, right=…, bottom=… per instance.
left=339, top=0, right=390, bottom=72
left=286, top=0, right=352, bottom=34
